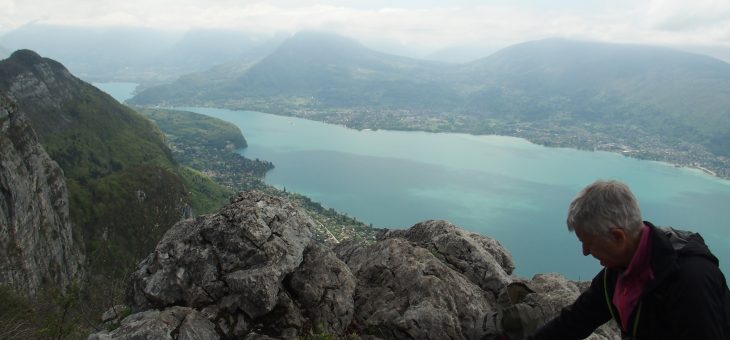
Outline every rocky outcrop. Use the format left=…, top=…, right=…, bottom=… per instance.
left=88, top=307, right=218, bottom=340
left=123, top=191, right=317, bottom=338
left=335, top=236, right=500, bottom=339
left=90, top=191, right=619, bottom=340
left=498, top=274, right=619, bottom=339
left=0, top=93, right=83, bottom=296
left=0, top=49, right=82, bottom=138
left=379, top=220, right=514, bottom=294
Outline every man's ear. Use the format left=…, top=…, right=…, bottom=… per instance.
left=609, top=228, right=627, bottom=244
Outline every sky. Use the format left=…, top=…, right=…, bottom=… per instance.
left=2, top=0, right=730, bottom=61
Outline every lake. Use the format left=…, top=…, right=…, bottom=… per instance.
left=97, top=82, right=730, bottom=280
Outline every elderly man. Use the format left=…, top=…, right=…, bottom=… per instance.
left=527, top=180, right=730, bottom=339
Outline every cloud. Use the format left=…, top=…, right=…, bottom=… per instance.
left=2, top=0, right=730, bottom=57
left=645, top=0, right=730, bottom=31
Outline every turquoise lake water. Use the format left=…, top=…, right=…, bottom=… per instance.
left=97, top=82, right=730, bottom=280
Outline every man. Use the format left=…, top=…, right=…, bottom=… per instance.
left=527, top=180, right=730, bottom=339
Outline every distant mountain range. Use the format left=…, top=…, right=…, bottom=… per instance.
left=130, top=31, right=730, bottom=163
left=457, top=39, right=730, bottom=150
left=0, top=24, right=287, bottom=83
left=131, top=31, right=459, bottom=110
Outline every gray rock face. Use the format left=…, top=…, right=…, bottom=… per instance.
left=287, top=244, right=356, bottom=336
left=89, top=307, right=218, bottom=340
left=336, top=237, right=500, bottom=339
left=0, top=94, right=83, bottom=296
left=498, top=273, right=620, bottom=340
left=125, top=191, right=316, bottom=338
left=0, top=50, right=82, bottom=137
left=92, top=192, right=619, bottom=340
left=380, top=220, right=514, bottom=294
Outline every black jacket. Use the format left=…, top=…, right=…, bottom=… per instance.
left=527, top=222, right=730, bottom=339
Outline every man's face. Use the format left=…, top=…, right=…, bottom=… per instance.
left=575, top=228, right=628, bottom=269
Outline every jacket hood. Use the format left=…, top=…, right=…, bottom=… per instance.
left=661, top=226, right=720, bottom=266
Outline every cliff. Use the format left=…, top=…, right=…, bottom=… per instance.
left=0, top=49, right=195, bottom=280
left=90, top=191, right=619, bottom=340
left=0, top=93, right=83, bottom=296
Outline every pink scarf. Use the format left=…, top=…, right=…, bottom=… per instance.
left=612, top=224, right=654, bottom=330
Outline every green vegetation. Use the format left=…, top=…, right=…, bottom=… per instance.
left=74, top=165, right=189, bottom=274
left=178, top=166, right=234, bottom=214
left=0, top=284, right=93, bottom=340
left=41, top=87, right=175, bottom=180
left=0, top=285, right=37, bottom=339
left=143, top=108, right=247, bottom=149
left=140, top=107, right=274, bottom=190
left=25, top=90, right=192, bottom=280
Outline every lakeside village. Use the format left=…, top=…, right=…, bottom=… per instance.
left=284, top=107, right=730, bottom=180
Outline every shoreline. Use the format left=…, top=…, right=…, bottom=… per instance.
left=693, top=165, right=717, bottom=177
left=141, top=103, right=730, bottom=182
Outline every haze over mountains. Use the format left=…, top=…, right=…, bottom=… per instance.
left=128, top=31, right=730, bottom=170
left=132, top=31, right=459, bottom=111
left=0, top=24, right=286, bottom=83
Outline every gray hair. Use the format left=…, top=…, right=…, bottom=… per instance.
left=567, top=180, right=643, bottom=237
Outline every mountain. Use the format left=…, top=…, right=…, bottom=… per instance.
left=0, top=49, right=193, bottom=281
left=0, top=93, right=83, bottom=297
left=129, top=30, right=460, bottom=112
left=460, top=39, right=730, bottom=128
left=0, top=24, right=179, bottom=82
left=155, top=29, right=286, bottom=76
left=0, top=24, right=284, bottom=83
left=455, top=39, right=730, bottom=160
left=425, top=43, right=502, bottom=64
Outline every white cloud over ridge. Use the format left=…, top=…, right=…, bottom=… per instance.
left=1, top=0, right=730, bottom=60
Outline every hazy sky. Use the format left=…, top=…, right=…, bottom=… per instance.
left=3, top=0, right=730, bottom=59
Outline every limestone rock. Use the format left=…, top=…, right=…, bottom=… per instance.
left=0, top=94, right=83, bottom=296
left=91, top=191, right=619, bottom=340
left=287, top=244, right=356, bottom=336
left=0, top=50, right=82, bottom=137
left=497, top=273, right=620, bottom=340
left=335, top=237, right=500, bottom=340
left=88, top=307, right=218, bottom=340
left=102, top=305, right=130, bottom=323
left=380, top=219, right=514, bottom=294
left=124, top=191, right=315, bottom=338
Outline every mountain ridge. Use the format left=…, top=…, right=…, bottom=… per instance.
left=0, top=24, right=285, bottom=83
left=0, top=49, right=195, bottom=284
left=131, top=30, right=459, bottom=110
